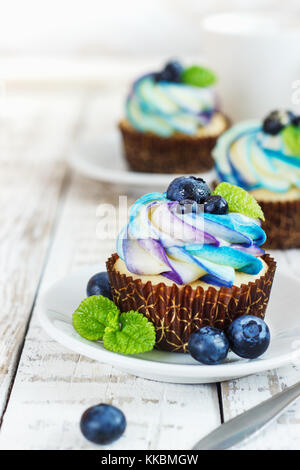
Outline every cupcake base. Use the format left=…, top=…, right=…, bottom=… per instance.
left=106, top=253, right=276, bottom=353
left=119, top=114, right=230, bottom=174
left=259, top=199, right=300, bottom=249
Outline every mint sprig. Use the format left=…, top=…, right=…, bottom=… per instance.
left=213, top=182, right=265, bottom=221
left=72, top=296, right=156, bottom=354
left=103, top=311, right=156, bottom=355
left=181, top=65, right=217, bottom=87
left=282, top=125, right=300, bottom=156
left=73, top=295, right=119, bottom=341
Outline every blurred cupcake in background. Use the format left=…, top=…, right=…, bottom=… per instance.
left=213, top=110, right=300, bottom=249
left=119, top=60, right=230, bottom=174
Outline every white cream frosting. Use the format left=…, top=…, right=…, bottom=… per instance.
left=114, top=257, right=268, bottom=290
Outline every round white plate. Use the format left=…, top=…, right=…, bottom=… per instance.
left=38, top=264, right=300, bottom=384
left=69, top=132, right=214, bottom=189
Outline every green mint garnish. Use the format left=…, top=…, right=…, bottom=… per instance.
left=181, top=65, right=217, bottom=87
left=103, top=311, right=156, bottom=355
left=213, top=182, right=265, bottom=221
left=282, top=125, right=300, bottom=156
left=73, top=295, right=119, bottom=341
left=73, top=296, right=156, bottom=354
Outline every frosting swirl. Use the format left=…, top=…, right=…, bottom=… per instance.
left=213, top=120, right=300, bottom=193
left=117, top=192, right=266, bottom=288
left=126, top=75, right=218, bottom=137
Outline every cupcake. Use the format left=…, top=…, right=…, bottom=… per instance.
left=106, top=177, right=276, bottom=352
left=119, top=60, right=230, bottom=174
left=213, top=110, right=300, bottom=249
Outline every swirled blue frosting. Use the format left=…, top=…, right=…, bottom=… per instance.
left=117, top=192, right=266, bottom=288
left=126, top=75, right=218, bottom=137
left=213, top=120, right=300, bottom=193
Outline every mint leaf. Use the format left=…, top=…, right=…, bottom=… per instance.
left=282, top=125, right=300, bottom=156
left=73, top=295, right=120, bottom=341
left=213, top=182, right=265, bottom=221
left=103, top=311, right=156, bottom=355
left=72, top=297, right=156, bottom=355
left=181, top=65, right=217, bottom=87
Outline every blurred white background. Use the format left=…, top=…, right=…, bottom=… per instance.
left=0, top=0, right=299, bottom=56
left=0, top=0, right=299, bottom=85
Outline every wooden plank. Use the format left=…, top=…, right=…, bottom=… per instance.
left=0, top=90, right=82, bottom=420
left=221, top=250, right=300, bottom=450
left=0, top=91, right=221, bottom=448
left=0, top=325, right=221, bottom=450
left=221, top=364, right=300, bottom=450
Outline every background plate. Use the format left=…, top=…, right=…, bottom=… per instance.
left=38, top=264, right=300, bottom=384
left=69, top=132, right=214, bottom=190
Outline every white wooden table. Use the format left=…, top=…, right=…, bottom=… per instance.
left=0, top=87, right=300, bottom=450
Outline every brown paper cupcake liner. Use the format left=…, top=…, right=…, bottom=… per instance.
left=259, top=199, right=300, bottom=250
left=106, top=253, right=276, bottom=353
left=119, top=116, right=230, bottom=174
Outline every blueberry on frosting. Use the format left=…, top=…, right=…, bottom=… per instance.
left=204, top=195, right=228, bottom=215
left=262, top=110, right=294, bottom=135
left=166, top=176, right=211, bottom=204
left=156, top=60, right=183, bottom=83
left=292, top=115, right=300, bottom=127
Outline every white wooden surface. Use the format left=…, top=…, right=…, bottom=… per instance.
left=0, top=88, right=299, bottom=450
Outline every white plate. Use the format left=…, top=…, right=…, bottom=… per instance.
left=37, top=264, right=300, bottom=384
left=69, top=132, right=214, bottom=190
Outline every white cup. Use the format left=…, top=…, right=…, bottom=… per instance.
left=202, top=11, right=300, bottom=122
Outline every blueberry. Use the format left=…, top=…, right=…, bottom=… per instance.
left=204, top=195, right=228, bottom=215
left=86, top=272, right=113, bottom=300
left=152, top=72, right=162, bottom=82
left=262, top=110, right=294, bottom=135
left=226, top=315, right=270, bottom=359
left=80, top=404, right=126, bottom=445
left=167, top=176, right=211, bottom=204
left=156, top=60, right=183, bottom=83
left=188, top=326, right=230, bottom=365
left=292, top=115, right=300, bottom=127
